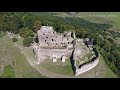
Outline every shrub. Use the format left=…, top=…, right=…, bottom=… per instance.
left=1, top=65, right=15, bottom=78
left=23, top=37, right=33, bottom=47
left=12, top=37, right=18, bottom=42
left=19, top=27, right=34, bottom=38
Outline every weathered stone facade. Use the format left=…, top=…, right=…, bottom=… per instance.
left=33, top=26, right=78, bottom=64
left=32, top=26, right=99, bottom=76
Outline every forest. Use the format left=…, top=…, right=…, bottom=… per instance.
left=0, top=12, right=119, bottom=77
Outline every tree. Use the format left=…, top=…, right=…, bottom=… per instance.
left=23, top=37, right=33, bottom=47
left=75, top=29, right=87, bottom=38
left=0, top=15, right=5, bottom=33
left=29, top=30, right=35, bottom=37
left=34, top=20, right=41, bottom=32
left=102, top=39, right=112, bottom=52
left=19, top=27, right=34, bottom=38
left=53, top=23, right=64, bottom=33
left=107, top=38, right=114, bottom=43
left=3, top=14, right=23, bottom=34
left=23, top=16, right=35, bottom=30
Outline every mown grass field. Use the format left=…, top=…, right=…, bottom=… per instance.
left=0, top=34, right=45, bottom=78
left=40, top=58, right=74, bottom=76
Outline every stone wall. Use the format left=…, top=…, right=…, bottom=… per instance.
left=33, top=26, right=99, bottom=76
left=33, top=26, right=76, bottom=64
left=74, top=48, right=99, bottom=76
left=75, top=55, right=99, bottom=76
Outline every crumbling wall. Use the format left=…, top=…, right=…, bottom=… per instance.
left=75, top=48, right=99, bottom=76
left=75, top=56, right=99, bottom=76
left=33, top=26, right=99, bottom=77
left=32, top=43, right=42, bottom=64
left=33, top=47, right=41, bottom=64
left=70, top=36, right=99, bottom=76
left=37, top=26, right=74, bottom=48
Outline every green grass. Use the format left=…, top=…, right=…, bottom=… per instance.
left=94, top=45, right=118, bottom=78
left=80, top=52, right=92, bottom=62
left=105, top=67, right=118, bottom=78
left=0, top=35, right=45, bottom=78
left=76, top=52, right=93, bottom=67
left=100, top=55, right=118, bottom=78
left=40, top=58, right=74, bottom=76
left=86, top=52, right=93, bottom=59
left=44, top=12, right=120, bottom=29
left=0, top=32, right=6, bottom=38
left=31, top=12, right=120, bottom=28
left=1, top=65, right=15, bottom=78
left=77, top=12, right=120, bottom=29
left=13, top=47, right=45, bottom=78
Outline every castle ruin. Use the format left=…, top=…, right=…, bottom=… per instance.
left=32, top=26, right=99, bottom=76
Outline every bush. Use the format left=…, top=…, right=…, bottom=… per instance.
left=12, top=37, right=18, bottom=42
left=29, top=30, right=35, bottom=37
left=23, top=37, right=33, bottom=47
left=1, top=65, right=15, bottom=78
left=19, top=27, right=34, bottom=38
